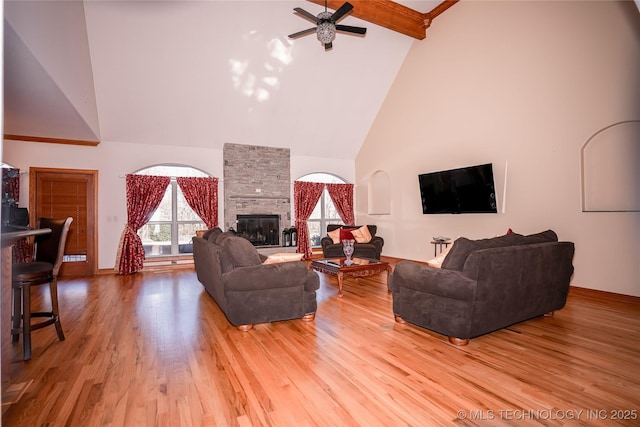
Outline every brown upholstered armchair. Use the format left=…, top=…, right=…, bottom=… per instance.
left=320, top=225, right=384, bottom=259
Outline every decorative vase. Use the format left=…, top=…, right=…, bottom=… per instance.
left=342, top=239, right=355, bottom=266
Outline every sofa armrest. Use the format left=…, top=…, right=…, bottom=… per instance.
left=321, top=236, right=335, bottom=248
left=304, top=269, right=320, bottom=292
left=223, top=261, right=313, bottom=292
left=390, top=260, right=477, bottom=301
left=370, top=236, right=384, bottom=252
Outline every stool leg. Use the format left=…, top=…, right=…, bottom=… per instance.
left=11, top=286, right=22, bottom=343
left=49, top=278, right=65, bottom=341
left=22, top=284, right=32, bottom=361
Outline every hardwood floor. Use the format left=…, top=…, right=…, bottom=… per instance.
left=2, top=258, right=639, bottom=426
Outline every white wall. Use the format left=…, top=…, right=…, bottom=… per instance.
left=3, top=139, right=355, bottom=270
left=357, top=1, right=640, bottom=297
left=3, top=139, right=222, bottom=269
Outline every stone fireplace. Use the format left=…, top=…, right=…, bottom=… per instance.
left=223, top=143, right=291, bottom=247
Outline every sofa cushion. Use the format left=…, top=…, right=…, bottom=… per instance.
left=263, top=253, right=304, bottom=264
left=351, top=225, right=372, bottom=243
left=442, top=233, right=525, bottom=271
left=217, top=234, right=262, bottom=272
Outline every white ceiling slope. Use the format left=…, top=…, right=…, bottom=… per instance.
left=4, top=0, right=101, bottom=141
left=3, top=1, right=443, bottom=159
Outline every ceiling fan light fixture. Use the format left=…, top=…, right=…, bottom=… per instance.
left=289, top=2, right=365, bottom=50
left=317, top=22, right=336, bottom=43
left=316, top=12, right=336, bottom=44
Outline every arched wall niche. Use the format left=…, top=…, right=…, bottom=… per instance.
left=581, top=120, right=640, bottom=212
left=368, top=170, right=391, bottom=215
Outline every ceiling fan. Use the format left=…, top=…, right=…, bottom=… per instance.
left=288, top=1, right=367, bottom=51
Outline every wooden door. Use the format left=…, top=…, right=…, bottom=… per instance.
left=29, top=167, right=98, bottom=276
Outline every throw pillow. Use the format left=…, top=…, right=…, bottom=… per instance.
left=441, top=237, right=477, bottom=271
left=351, top=225, right=372, bottom=243
left=203, top=227, right=223, bottom=242
left=524, top=229, right=558, bottom=243
left=339, top=227, right=355, bottom=242
left=262, top=252, right=304, bottom=264
left=441, top=233, right=523, bottom=271
left=328, top=228, right=341, bottom=244
left=426, top=244, right=453, bottom=268
left=219, top=235, right=262, bottom=269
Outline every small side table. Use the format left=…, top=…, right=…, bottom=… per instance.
left=430, top=240, right=450, bottom=257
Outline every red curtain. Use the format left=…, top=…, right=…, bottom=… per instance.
left=2, top=168, right=19, bottom=200
left=293, top=181, right=325, bottom=259
left=116, top=174, right=170, bottom=274
left=176, top=176, right=219, bottom=229
left=326, top=183, right=355, bottom=226
left=2, top=168, right=30, bottom=262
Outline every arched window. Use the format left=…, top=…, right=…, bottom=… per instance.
left=135, top=165, right=210, bottom=257
left=297, top=173, right=346, bottom=247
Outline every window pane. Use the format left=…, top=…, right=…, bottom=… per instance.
left=308, top=221, right=322, bottom=247
left=135, top=164, right=212, bottom=257
left=324, top=190, right=341, bottom=219
left=179, top=223, right=204, bottom=244
left=139, top=223, right=172, bottom=256
left=138, top=165, right=208, bottom=178
left=177, top=188, right=200, bottom=221
left=309, top=198, right=322, bottom=219
left=298, top=173, right=344, bottom=184
left=150, top=186, right=172, bottom=221
left=297, top=173, right=348, bottom=249
left=178, top=223, right=204, bottom=253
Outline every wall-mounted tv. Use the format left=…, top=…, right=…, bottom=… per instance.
left=419, top=163, right=497, bottom=214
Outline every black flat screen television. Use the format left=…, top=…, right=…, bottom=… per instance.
left=419, top=163, right=497, bottom=214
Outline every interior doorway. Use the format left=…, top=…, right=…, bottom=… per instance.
left=29, top=167, right=98, bottom=276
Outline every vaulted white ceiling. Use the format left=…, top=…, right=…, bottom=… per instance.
left=3, top=1, right=447, bottom=159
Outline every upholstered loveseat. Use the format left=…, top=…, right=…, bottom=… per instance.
left=320, top=225, right=384, bottom=259
left=389, top=230, right=575, bottom=345
left=193, top=228, right=319, bottom=331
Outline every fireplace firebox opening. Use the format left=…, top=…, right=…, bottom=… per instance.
left=236, top=214, right=280, bottom=247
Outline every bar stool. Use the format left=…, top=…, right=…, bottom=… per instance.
left=11, top=217, right=73, bottom=360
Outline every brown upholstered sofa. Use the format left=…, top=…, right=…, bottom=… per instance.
left=320, top=225, right=384, bottom=259
left=389, top=230, right=575, bottom=345
left=193, top=228, right=319, bottom=331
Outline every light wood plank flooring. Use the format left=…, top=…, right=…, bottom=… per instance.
left=2, top=258, right=639, bottom=426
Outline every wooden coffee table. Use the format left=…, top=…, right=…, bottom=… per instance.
left=310, top=257, right=392, bottom=297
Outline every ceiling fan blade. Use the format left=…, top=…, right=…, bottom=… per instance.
left=331, top=2, right=354, bottom=22
left=293, top=7, right=319, bottom=24
left=335, top=24, right=367, bottom=35
left=324, top=42, right=333, bottom=51
left=288, top=28, right=317, bottom=39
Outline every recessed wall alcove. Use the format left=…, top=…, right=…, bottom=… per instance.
left=581, top=120, right=640, bottom=212
left=368, top=170, right=391, bottom=215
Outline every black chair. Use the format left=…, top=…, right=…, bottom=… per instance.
left=11, top=217, right=73, bottom=360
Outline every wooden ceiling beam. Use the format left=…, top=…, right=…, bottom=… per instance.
left=424, top=0, right=459, bottom=27
left=306, top=0, right=458, bottom=40
left=3, top=134, right=100, bottom=147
